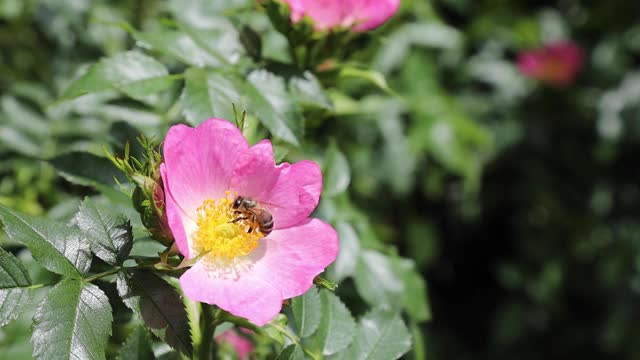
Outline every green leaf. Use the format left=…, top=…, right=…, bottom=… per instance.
left=182, top=68, right=304, bottom=146
left=353, top=251, right=402, bottom=309
left=374, top=99, right=416, bottom=194
left=288, top=71, right=332, bottom=110
left=1, top=96, right=49, bottom=137
left=49, top=152, right=128, bottom=200
left=32, top=279, right=112, bottom=360
left=75, top=198, right=133, bottom=265
left=168, top=0, right=250, bottom=25
left=116, top=326, right=154, bottom=360
left=0, top=125, right=40, bottom=157
left=291, top=286, right=321, bottom=338
left=61, top=51, right=176, bottom=101
left=181, top=68, right=243, bottom=126
left=133, top=29, right=222, bottom=68
left=310, top=291, right=356, bottom=356
left=0, top=204, right=91, bottom=277
left=246, top=70, right=304, bottom=146
left=116, top=270, right=193, bottom=356
left=332, top=309, right=411, bottom=360
left=275, top=344, right=305, bottom=360
left=401, top=264, right=432, bottom=322
left=354, top=251, right=431, bottom=322
left=323, top=142, right=351, bottom=197
left=339, top=67, right=394, bottom=94
left=179, top=21, right=244, bottom=65
left=327, top=222, right=360, bottom=283
left=0, top=247, right=32, bottom=327
left=403, top=53, right=494, bottom=191
left=374, top=22, right=463, bottom=74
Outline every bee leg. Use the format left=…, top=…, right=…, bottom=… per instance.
left=230, top=216, right=249, bottom=223
left=246, top=213, right=258, bottom=233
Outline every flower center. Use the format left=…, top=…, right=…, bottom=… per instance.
left=192, top=196, right=262, bottom=261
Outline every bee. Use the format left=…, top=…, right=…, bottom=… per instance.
left=231, top=196, right=274, bottom=236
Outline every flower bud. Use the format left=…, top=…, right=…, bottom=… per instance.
left=106, top=136, right=174, bottom=246
left=132, top=174, right=173, bottom=246
left=280, top=0, right=400, bottom=32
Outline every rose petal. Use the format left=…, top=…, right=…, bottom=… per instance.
left=161, top=164, right=191, bottom=257
left=282, top=0, right=399, bottom=31
left=162, top=119, right=249, bottom=217
left=229, top=140, right=279, bottom=200
left=261, top=160, right=322, bottom=229
left=353, top=0, right=400, bottom=31
left=180, top=262, right=283, bottom=326
left=250, top=218, right=339, bottom=299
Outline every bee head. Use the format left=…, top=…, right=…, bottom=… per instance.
left=232, top=196, right=244, bottom=209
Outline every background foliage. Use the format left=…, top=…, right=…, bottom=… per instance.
left=1, top=0, right=640, bottom=359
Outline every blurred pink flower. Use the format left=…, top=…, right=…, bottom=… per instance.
left=282, top=0, right=400, bottom=32
left=216, top=328, right=254, bottom=359
left=160, top=118, right=338, bottom=326
left=517, top=41, right=584, bottom=87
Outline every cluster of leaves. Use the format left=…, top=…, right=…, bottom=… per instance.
left=0, top=198, right=194, bottom=359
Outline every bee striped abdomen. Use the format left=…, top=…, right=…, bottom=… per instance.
left=259, top=213, right=273, bottom=235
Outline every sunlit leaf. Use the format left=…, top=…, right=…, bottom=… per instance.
left=181, top=68, right=243, bottom=125
left=246, top=70, right=304, bottom=145
left=327, top=221, right=360, bottom=283
left=291, top=286, right=321, bottom=338
left=374, top=22, right=463, bottom=74
left=289, top=71, right=332, bottom=110
left=339, top=67, right=393, bottom=94
left=180, top=21, right=244, bottom=65
left=0, top=247, right=32, bottom=327
left=0, top=204, right=91, bottom=277
left=323, top=141, right=351, bottom=197
left=331, top=309, right=411, bottom=360
left=32, top=279, right=112, bottom=360
left=76, top=198, right=133, bottom=265
left=0, top=126, right=40, bottom=157
left=310, top=291, right=356, bottom=356
left=181, top=68, right=304, bottom=145
left=134, top=29, right=221, bottom=68
left=61, top=51, right=176, bottom=101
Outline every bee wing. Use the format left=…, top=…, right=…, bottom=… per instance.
left=255, top=199, right=283, bottom=212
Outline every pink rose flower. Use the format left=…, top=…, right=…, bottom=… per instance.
left=283, top=0, right=400, bottom=32
left=216, top=328, right=254, bottom=359
left=160, top=119, right=338, bottom=326
left=516, top=41, right=584, bottom=87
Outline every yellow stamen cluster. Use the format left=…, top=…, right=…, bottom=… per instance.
left=192, top=197, right=262, bottom=260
